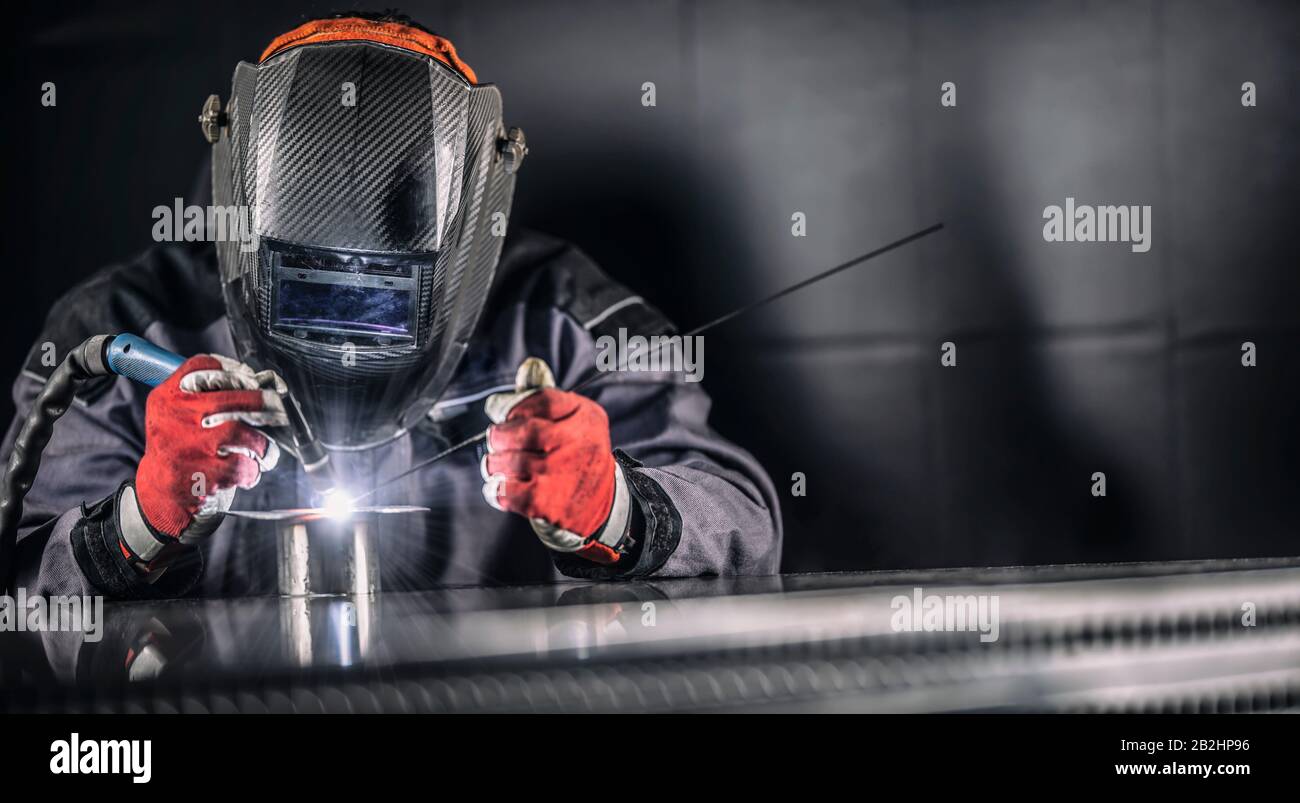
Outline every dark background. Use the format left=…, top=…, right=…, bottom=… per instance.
left=4, top=1, right=1298, bottom=572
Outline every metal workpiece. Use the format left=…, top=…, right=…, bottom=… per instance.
left=280, top=593, right=379, bottom=670
left=275, top=518, right=381, bottom=598
left=275, top=516, right=381, bottom=668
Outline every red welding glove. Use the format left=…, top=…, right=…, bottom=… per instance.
left=123, top=355, right=287, bottom=563
left=481, top=358, right=632, bottom=564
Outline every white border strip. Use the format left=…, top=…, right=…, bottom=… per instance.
left=582, top=295, right=644, bottom=331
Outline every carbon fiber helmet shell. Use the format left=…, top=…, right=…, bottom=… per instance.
left=211, top=39, right=516, bottom=449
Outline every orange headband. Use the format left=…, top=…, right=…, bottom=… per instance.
left=260, top=17, right=477, bottom=84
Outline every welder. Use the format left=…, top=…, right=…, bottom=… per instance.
left=1, top=12, right=781, bottom=598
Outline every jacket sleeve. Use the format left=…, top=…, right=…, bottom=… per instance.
left=498, top=235, right=783, bottom=579
left=2, top=367, right=203, bottom=599
left=585, top=376, right=784, bottom=579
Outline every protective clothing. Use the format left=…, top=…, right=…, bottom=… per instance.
left=4, top=230, right=782, bottom=597
left=482, top=359, right=632, bottom=565
left=131, top=355, right=285, bottom=551
left=211, top=17, right=522, bottom=449
left=3, top=18, right=780, bottom=597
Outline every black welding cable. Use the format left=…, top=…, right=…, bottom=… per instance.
left=0, top=334, right=115, bottom=592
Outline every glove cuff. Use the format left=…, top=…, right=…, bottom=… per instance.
left=69, top=483, right=203, bottom=599
left=117, top=483, right=175, bottom=563
left=550, top=450, right=683, bottom=580
left=579, top=460, right=634, bottom=563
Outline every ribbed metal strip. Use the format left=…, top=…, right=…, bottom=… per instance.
left=10, top=625, right=1300, bottom=715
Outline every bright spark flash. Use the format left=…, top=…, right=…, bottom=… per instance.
left=320, top=489, right=356, bottom=520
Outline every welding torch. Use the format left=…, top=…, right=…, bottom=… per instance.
left=103, top=334, right=337, bottom=498
left=0, top=333, right=332, bottom=588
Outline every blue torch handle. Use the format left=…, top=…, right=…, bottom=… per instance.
left=105, top=334, right=187, bottom=388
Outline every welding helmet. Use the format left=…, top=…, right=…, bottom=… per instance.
left=205, top=17, right=527, bottom=449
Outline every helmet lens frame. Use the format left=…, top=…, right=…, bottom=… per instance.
left=264, top=238, right=431, bottom=349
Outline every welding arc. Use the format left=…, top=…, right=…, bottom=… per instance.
left=351, top=222, right=945, bottom=502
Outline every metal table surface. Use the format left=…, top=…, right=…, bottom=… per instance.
left=3, top=557, right=1299, bottom=713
